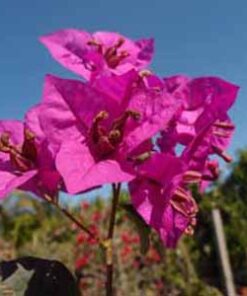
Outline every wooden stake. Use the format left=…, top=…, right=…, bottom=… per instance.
left=212, top=208, right=236, bottom=296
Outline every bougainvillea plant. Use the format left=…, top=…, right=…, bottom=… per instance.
left=0, top=28, right=239, bottom=295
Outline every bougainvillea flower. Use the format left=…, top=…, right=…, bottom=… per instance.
left=141, top=76, right=239, bottom=240
left=161, top=76, right=239, bottom=146
left=38, top=74, right=180, bottom=194
left=0, top=117, right=61, bottom=199
left=30, top=71, right=138, bottom=154
left=40, top=29, right=154, bottom=81
left=159, top=76, right=239, bottom=161
left=129, top=153, right=198, bottom=247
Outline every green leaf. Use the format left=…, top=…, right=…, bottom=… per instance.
left=121, top=203, right=151, bottom=254
left=1, top=263, right=34, bottom=296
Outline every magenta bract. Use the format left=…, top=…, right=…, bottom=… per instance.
left=37, top=73, right=180, bottom=194
left=40, top=29, right=154, bottom=81
left=0, top=115, right=61, bottom=199
left=129, top=153, right=198, bottom=247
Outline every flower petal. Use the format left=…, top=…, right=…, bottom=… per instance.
left=25, top=104, right=45, bottom=142
left=135, top=38, right=154, bottom=67
left=40, top=29, right=99, bottom=80
left=0, top=169, right=37, bottom=199
left=129, top=178, right=187, bottom=248
left=37, top=76, right=88, bottom=152
left=193, top=77, right=239, bottom=130
left=43, top=75, right=120, bottom=130
left=90, top=70, right=138, bottom=104
left=0, top=120, right=24, bottom=145
left=123, top=89, right=181, bottom=153
left=56, top=141, right=135, bottom=194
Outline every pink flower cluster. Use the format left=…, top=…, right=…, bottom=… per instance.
left=0, top=28, right=239, bottom=247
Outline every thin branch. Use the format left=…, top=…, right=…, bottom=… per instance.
left=108, top=183, right=121, bottom=239
left=105, top=183, right=121, bottom=296
left=43, top=194, right=96, bottom=239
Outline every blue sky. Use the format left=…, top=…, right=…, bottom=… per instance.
left=0, top=0, right=246, bottom=163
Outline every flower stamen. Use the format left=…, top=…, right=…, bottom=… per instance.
left=87, top=39, right=103, bottom=53
left=104, top=38, right=129, bottom=68
left=213, top=120, right=235, bottom=129
left=90, top=110, right=140, bottom=158
left=213, top=130, right=231, bottom=138
left=0, top=129, right=37, bottom=172
left=183, top=170, right=202, bottom=184
left=212, top=145, right=232, bottom=163
left=171, top=187, right=198, bottom=218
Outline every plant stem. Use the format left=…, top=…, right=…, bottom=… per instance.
left=43, top=193, right=96, bottom=239
left=105, top=183, right=121, bottom=296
